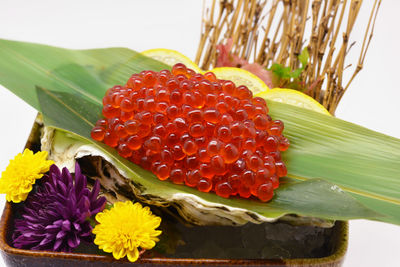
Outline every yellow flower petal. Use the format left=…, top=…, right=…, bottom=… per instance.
left=0, top=149, right=53, bottom=203
left=140, top=240, right=156, bottom=250
left=112, top=247, right=126, bottom=260
left=92, top=201, right=162, bottom=262
left=127, top=247, right=140, bottom=262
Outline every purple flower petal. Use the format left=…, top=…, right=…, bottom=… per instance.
left=50, top=164, right=61, bottom=178
left=67, top=233, right=80, bottom=248
left=90, top=180, right=101, bottom=201
left=39, top=236, right=53, bottom=246
left=53, top=239, right=63, bottom=251
left=22, top=215, right=39, bottom=221
left=91, top=197, right=106, bottom=215
left=45, top=223, right=61, bottom=231
left=61, top=167, right=72, bottom=187
left=73, top=222, right=81, bottom=232
left=74, top=163, right=87, bottom=194
left=74, top=162, right=82, bottom=180
left=56, top=180, right=68, bottom=196
left=12, top=163, right=106, bottom=252
left=56, top=231, right=67, bottom=240
left=61, top=220, right=71, bottom=231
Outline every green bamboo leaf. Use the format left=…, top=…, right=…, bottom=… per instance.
left=36, top=88, right=378, bottom=222
left=0, top=39, right=169, bottom=110
left=0, top=39, right=396, bottom=224
left=268, top=101, right=400, bottom=225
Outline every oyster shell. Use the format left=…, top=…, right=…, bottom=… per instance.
left=41, top=126, right=333, bottom=227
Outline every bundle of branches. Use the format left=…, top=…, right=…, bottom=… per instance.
left=195, top=0, right=381, bottom=114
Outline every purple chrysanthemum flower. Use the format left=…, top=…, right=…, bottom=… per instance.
left=12, top=162, right=106, bottom=252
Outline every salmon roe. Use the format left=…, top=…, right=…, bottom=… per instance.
left=91, top=63, right=290, bottom=202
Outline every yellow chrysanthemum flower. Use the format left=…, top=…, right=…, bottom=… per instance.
left=93, top=201, right=162, bottom=262
left=0, top=149, right=54, bottom=203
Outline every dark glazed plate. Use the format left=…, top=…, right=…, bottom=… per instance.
left=0, top=120, right=348, bottom=266
left=0, top=203, right=348, bottom=267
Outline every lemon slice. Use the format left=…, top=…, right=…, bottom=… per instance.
left=210, top=67, right=269, bottom=95
left=141, top=48, right=202, bottom=73
left=256, top=88, right=331, bottom=115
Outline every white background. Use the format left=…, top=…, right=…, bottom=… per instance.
left=0, top=0, right=399, bottom=266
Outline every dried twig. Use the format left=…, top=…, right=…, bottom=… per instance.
left=196, top=0, right=381, bottom=115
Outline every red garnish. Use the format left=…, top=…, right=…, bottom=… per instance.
left=91, top=63, right=289, bottom=202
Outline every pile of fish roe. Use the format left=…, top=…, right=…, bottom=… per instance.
left=91, top=63, right=289, bottom=202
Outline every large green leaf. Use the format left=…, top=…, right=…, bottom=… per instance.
left=268, top=101, right=400, bottom=225
left=53, top=127, right=380, bottom=222
left=35, top=77, right=378, bottom=223
left=0, top=39, right=169, bottom=110
left=0, top=39, right=397, bottom=224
